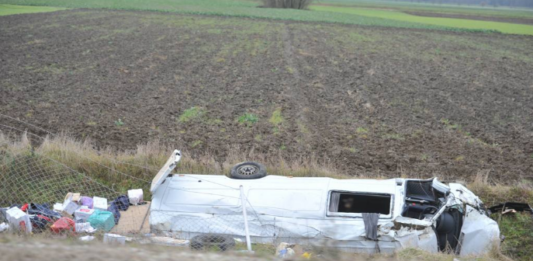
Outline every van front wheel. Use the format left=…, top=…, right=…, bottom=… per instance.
left=230, top=162, right=267, bottom=179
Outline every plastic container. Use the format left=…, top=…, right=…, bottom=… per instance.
left=74, top=208, right=95, bottom=222
left=88, top=210, right=115, bottom=232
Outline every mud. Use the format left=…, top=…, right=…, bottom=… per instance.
left=1, top=10, right=533, bottom=184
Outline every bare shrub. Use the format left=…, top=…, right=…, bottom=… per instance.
left=261, top=0, right=313, bottom=10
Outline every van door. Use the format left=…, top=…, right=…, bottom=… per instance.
left=151, top=150, right=181, bottom=193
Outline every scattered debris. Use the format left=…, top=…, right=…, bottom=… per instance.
left=149, top=236, right=189, bottom=247
left=6, top=207, right=32, bottom=233
left=88, top=210, right=115, bottom=232
left=74, top=207, right=95, bottom=222
left=79, top=235, right=95, bottom=242
left=488, top=202, right=533, bottom=215
left=75, top=222, right=96, bottom=233
left=103, top=233, right=126, bottom=245
left=50, top=217, right=75, bottom=234
left=0, top=222, right=8, bottom=232
left=276, top=242, right=298, bottom=259
left=93, top=197, right=108, bottom=211
left=128, top=189, right=144, bottom=205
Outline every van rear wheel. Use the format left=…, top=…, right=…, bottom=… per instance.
left=230, top=162, right=267, bottom=179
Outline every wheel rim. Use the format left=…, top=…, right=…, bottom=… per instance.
left=238, top=165, right=257, bottom=176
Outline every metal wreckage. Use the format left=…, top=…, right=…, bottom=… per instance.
left=150, top=150, right=531, bottom=256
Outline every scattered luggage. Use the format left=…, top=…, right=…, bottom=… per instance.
left=2, top=191, right=140, bottom=243
left=75, top=222, right=96, bottom=233
left=107, top=201, right=121, bottom=225
left=88, top=210, right=115, bottom=232
left=93, top=197, right=108, bottom=211
left=30, top=215, right=52, bottom=232
left=128, top=189, right=143, bottom=205
left=50, top=217, right=75, bottom=234
left=74, top=207, right=95, bottom=222
left=6, top=207, right=32, bottom=233
left=80, top=196, right=93, bottom=209
left=28, top=203, right=61, bottom=219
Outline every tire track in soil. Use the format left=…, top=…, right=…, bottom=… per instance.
left=280, top=24, right=318, bottom=151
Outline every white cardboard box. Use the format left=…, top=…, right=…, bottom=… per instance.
left=93, top=197, right=108, bottom=211
left=128, top=189, right=144, bottom=205
left=6, top=207, right=32, bottom=233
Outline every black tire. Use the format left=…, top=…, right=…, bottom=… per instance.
left=229, top=161, right=267, bottom=179
left=436, top=209, right=463, bottom=253
left=190, top=234, right=235, bottom=251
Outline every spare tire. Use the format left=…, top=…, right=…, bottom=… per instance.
left=230, top=161, right=267, bottom=179
left=190, top=234, right=235, bottom=251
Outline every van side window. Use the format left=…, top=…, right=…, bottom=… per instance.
left=329, top=192, right=391, bottom=215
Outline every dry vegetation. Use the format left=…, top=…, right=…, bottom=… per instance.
left=0, top=234, right=512, bottom=261
left=1, top=132, right=531, bottom=206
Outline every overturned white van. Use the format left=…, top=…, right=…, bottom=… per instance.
left=150, top=150, right=500, bottom=255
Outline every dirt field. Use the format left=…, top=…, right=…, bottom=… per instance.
left=1, top=10, right=533, bottom=184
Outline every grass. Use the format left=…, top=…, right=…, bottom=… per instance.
left=311, top=5, right=533, bottom=35
left=237, top=113, right=259, bottom=126
left=496, top=212, right=533, bottom=260
left=269, top=107, right=284, bottom=125
left=0, top=4, right=65, bottom=15
left=1, top=0, right=529, bottom=34
left=178, top=107, right=206, bottom=123
left=319, top=0, right=533, bottom=19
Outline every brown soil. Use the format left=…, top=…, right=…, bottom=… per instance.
left=405, top=11, right=533, bottom=25
left=1, top=10, right=533, bottom=184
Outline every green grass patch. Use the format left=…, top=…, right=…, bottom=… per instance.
left=496, top=212, right=533, bottom=260
left=320, top=0, right=533, bottom=19
left=269, top=107, right=284, bottom=125
left=237, top=113, right=259, bottom=126
left=311, top=5, right=533, bottom=35
left=178, top=106, right=206, bottom=123
left=0, top=4, right=66, bottom=16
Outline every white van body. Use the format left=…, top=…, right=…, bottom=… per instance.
left=150, top=150, right=500, bottom=255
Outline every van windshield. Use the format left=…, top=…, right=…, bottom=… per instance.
left=329, top=192, right=391, bottom=215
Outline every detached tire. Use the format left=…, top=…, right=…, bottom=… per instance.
left=190, top=234, right=235, bottom=251
left=230, top=161, right=267, bottom=179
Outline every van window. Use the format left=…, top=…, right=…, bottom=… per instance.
left=328, top=192, right=391, bottom=215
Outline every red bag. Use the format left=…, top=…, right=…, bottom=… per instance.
left=50, top=217, right=75, bottom=234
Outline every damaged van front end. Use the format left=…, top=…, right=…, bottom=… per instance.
left=149, top=150, right=500, bottom=255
